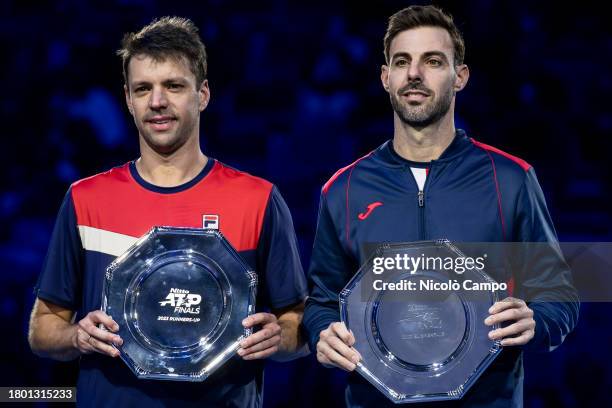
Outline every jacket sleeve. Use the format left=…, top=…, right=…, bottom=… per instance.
left=302, top=191, right=357, bottom=352
left=513, top=168, right=579, bottom=352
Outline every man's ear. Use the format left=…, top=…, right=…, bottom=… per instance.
left=199, top=79, right=210, bottom=112
left=454, top=64, right=470, bottom=92
left=124, top=84, right=134, bottom=116
left=381, top=65, right=390, bottom=93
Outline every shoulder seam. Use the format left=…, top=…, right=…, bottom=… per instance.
left=470, top=138, right=532, bottom=172
left=215, top=160, right=273, bottom=190
left=322, top=150, right=375, bottom=195
left=71, top=162, right=130, bottom=190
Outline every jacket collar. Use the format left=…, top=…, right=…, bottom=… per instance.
left=374, top=129, right=472, bottom=167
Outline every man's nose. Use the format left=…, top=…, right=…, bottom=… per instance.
left=407, top=61, right=423, bottom=82
left=149, top=87, right=168, bottom=110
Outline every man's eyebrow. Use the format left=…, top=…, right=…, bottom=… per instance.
left=162, top=77, right=189, bottom=84
left=422, top=51, right=449, bottom=62
left=390, top=50, right=450, bottom=62
left=129, top=79, right=152, bottom=89
left=390, top=51, right=411, bottom=61
left=129, top=78, right=190, bottom=89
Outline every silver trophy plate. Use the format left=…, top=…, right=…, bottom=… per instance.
left=102, top=227, right=257, bottom=381
left=340, top=240, right=502, bottom=404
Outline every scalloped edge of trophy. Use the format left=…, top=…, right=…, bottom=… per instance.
left=153, top=225, right=225, bottom=245
left=130, top=336, right=246, bottom=382
left=132, top=368, right=203, bottom=382
left=120, top=333, right=249, bottom=382
left=350, top=325, right=503, bottom=403
left=447, top=337, right=503, bottom=399
left=247, top=271, right=258, bottom=287
left=194, top=337, right=243, bottom=380
left=348, top=305, right=503, bottom=403
left=121, top=352, right=172, bottom=381
left=357, top=359, right=469, bottom=404
left=355, top=362, right=408, bottom=404
left=357, top=359, right=465, bottom=404
left=105, top=226, right=159, bottom=278
left=105, top=225, right=257, bottom=285
left=124, top=337, right=243, bottom=382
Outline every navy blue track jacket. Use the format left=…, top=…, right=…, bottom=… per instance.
left=302, top=130, right=579, bottom=407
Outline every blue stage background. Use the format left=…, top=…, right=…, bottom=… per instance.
left=1, top=1, right=610, bottom=406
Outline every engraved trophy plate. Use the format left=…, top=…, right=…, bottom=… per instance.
left=340, top=240, right=502, bottom=404
left=102, top=227, right=257, bottom=381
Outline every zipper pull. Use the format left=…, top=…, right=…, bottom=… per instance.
left=418, top=190, right=424, bottom=207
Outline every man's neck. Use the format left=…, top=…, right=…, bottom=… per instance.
left=392, top=113, right=456, bottom=163
left=136, top=137, right=208, bottom=188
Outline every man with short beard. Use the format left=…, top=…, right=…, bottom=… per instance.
left=28, top=17, right=307, bottom=407
left=303, top=5, right=578, bottom=407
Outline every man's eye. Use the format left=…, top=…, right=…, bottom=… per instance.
left=427, top=59, right=442, bottom=67
left=395, top=59, right=408, bottom=67
left=168, top=83, right=183, bottom=89
left=134, top=86, right=148, bottom=93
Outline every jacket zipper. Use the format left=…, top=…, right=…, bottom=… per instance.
left=417, top=189, right=425, bottom=240
left=408, top=165, right=431, bottom=241
left=408, top=164, right=432, bottom=240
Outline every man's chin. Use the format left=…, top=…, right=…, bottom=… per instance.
left=397, top=109, right=433, bottom=125
left=141, top=134, right=184, bottom=156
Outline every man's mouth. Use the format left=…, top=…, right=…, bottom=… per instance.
left=402, top=90, right=430, bottom=102
left=146, top=116, right=176, bottom=131
left=403, top=90, right=429, bottom=96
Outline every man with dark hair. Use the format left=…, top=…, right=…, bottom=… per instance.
left=118, top=17, right=208, bottom=91
left=28, top=16, right=308, bottom=407
left=303, top=5, right=578, bottom=407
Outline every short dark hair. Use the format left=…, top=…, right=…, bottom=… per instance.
left=117, top=16, right=207, bottom=88
left=383, top=5, right=465, bottom=66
